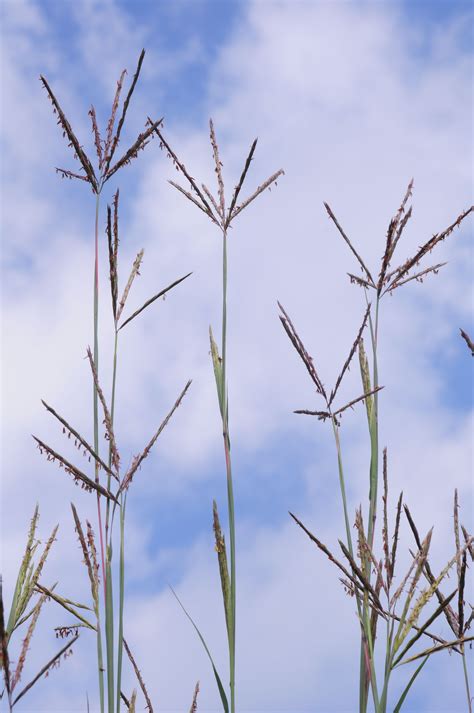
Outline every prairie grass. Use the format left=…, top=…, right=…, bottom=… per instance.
left=1, top=45, right=473, bottom=713
left=26, top=50, right=192, bottom=712
left=153, top=117, right=284, bottom=713
left=283, top=185, right=473, bottom=711
left=0, top=507, right=86, bottom=710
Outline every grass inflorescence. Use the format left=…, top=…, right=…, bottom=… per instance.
left=2, top=46, right=472, bottom=713
left=284, top=183, right=473, bottom=711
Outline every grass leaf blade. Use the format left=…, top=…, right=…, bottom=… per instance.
left=393, top=655, right=429, bottom=713
left=170, top=587, right=229, bottom=713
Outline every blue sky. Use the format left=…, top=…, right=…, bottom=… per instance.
left=1, top=1, right=473, bottom=712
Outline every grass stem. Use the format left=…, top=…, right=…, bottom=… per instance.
left=461, top=646, right=473, bottom=713
left=221, top=228, right=236, bottom=713
left=93, top=191, right=106, bottom=713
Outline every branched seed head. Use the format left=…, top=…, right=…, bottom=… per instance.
left=325, top=183, right=473, bottom=299
left=41, top=50, right=155, bottom=193
left=148, top=117, right=284, bottom=230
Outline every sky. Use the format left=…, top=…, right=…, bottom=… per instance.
left=0, top=0, right=473, bottom=712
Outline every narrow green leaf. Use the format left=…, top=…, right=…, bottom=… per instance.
left=358, top=340, right=372, bottom=426
left=116, top=496, right=126, bottom=713
left=397, top=636, right=474, bottom=666
left=209, top=326, right=224, bottom=417
left=393, top=655, right=429, bottom=712
left=105, top=553, right=115, bottom=713
left=1, top=576, right=12, bottom=703
left=170, top=586, right=229, bottom=713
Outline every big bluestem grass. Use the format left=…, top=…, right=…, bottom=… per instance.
left=283, top=184, right=473, bottom=711
left=12, top=47, right=471, bottom=711
left=0, top=508, right=85, bottom=710
left=38, top=51, right=191, bottom=712
left=151, top=117, right=283, bottom=713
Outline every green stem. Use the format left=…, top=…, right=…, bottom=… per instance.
left=360, top=295, right=381, bottom=712
left=223, top=436, right=235, bottom=713
left=364, top=607, right=380, bottom=712
left=329, top=394, right=370, bottom=710
left=104, top=323, right=122, bottom=713
left=358, top=640, right=369, bottom=713
left=379, top=612, right=395, bottom=711
left=331, top=418, right=354, bottom=557
left=221, top=229, right=228, bottom=404
left=105, top=547, right=114, bottom=713
left=330, top=401, right=373, bottom=710
left=116, top=494, right=126, bottom=713
left=221, top=228, right=236, bottom=713
left=92, top=191, right=105, bottom=713
left=105, top=325, right=124, bottom=713
left=367, top=297, right=380, bottom=552
left=461, top=647, right=473, bottom=713
left=105, top=328, right=119, bottom=546
left=95, top=599, right=105, bottom=713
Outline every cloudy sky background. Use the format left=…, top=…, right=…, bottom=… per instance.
left=1, top=0, right=473, bottom=711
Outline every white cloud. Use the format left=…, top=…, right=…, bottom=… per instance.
left=1, top=0, right=472, bottom=710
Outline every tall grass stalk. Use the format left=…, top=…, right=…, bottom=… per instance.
left=28, top=50, right=472, bottom=710
left=0, top=508, right=87, bottom=710
left=284, top=184, right=473, bottom=710
left=152, top=118, right=283, bottom=712
left=39, top=51, right=192, bottom=711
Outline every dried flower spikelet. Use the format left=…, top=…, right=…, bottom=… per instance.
left=86, top=520, right=100, bottom=602
left=123, top=637, right=154, bottom=712
left=189, top=681, right=200, bottom=713
left=213, top=500, right=232, bottom=640
left=328, top=304, right=371, bottom=407
left=103, top=50, right=146, bottom=174
left=382, top=448, right=390, bottom=580
left=209, top=118, right=225, bottom=217
left=391, top=529, right=431, bottom=612
left=11, top=589, right=48, bottom=689
left=71, top=504, right=96, bottom=595
left=34, top=435, right=114, bottom=499
left=107, top=203, right=118, bottom=321
left=358, top=338, right=373, bottom=424
left=460, top=329, right=474, bottom=356
left=104, top=69, right=127, bottom=164
left=202, top=183, right=221, bottom=217
left=29, top=523, right=59, bottom=596
left=399, top=539, right=473, bottom=647
left=86, top=347, right=120, bottom=473
left=55, top=625, right=79, bottom=639
left=116, top=249, right=145, bottom=322
left=231, top=169, right=285, bottom=221
left=226, top=138, right=257, bottom=225
left=88, top=106, right=103, bottom=167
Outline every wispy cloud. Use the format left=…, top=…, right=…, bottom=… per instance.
left=1, top=0, right=472, bottom=710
